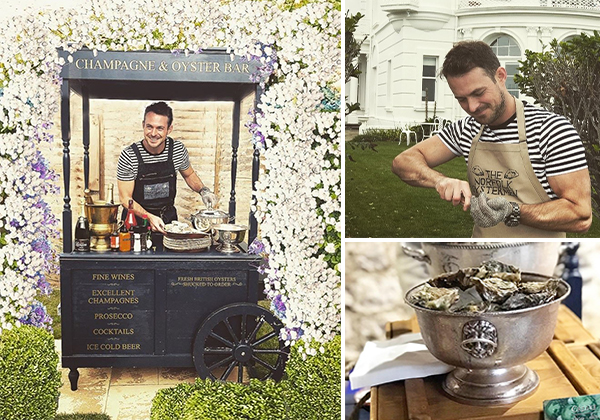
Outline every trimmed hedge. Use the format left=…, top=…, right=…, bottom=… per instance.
left=284, top=336, right=341, bottom=420
left=151, top=335, right=341, bottom=420
left=0, top=325, right=61, bottom=420
left=181, top=379, right=286, bottom=420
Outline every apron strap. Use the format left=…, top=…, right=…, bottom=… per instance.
left=514, top=98, right=527, bottom=143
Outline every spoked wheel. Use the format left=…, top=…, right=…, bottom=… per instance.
left=193, top=302, right=289, bottom=382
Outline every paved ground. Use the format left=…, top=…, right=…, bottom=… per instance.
left=56, top=340, right=197, bottom=420
left=345, top=127, right=359, bottom=142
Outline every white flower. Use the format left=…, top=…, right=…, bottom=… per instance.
left=0, top=0, right=341, bottom=353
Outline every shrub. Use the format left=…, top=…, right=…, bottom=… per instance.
left=0, top=325, right=61, bottom=420
left=150, top=335, right=341, bottom=420
left=351, top=127, right=404, bottom=143
left=284, top=335, right=341, bottom=420
left=151, top=383, right=197, bottom=420
left=181, top=379, right=286, bottom=420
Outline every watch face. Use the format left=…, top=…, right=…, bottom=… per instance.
left=505, top=217, right=519, bottom=227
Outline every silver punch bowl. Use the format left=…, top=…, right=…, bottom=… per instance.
left=405, top=273, right=570, bottom=406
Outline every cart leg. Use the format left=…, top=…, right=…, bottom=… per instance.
left=68, top=368, right=79, bottom=391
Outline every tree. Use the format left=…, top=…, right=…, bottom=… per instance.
left=345, top=11, right=365, bottom=116
left=515, top=31, right=600, bottom=217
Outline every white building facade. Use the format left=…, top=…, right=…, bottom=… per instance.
left=347, top=0, right=600, bottom=130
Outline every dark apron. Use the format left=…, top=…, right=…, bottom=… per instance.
left=121, top=137, right=178, bottom=225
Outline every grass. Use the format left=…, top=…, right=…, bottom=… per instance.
left=39, top=287, right=61, bottom=339
left=56, top=415, right=111, bottom=420
left=345, top=140, right=600, bottom=238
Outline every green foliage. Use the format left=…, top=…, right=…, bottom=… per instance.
left=345, top=11, right=365, bottom=115
left=38, top=287, right=61, bottom=339
left=515, top=31, right=600, bottom=217
left=0, top=325, right=61, bottom=420
left=284, top=335, right=341, bottom=420
left=181, top=379, right=286, bottom=420
left=151, top=383, right=197, bottom=420
left=55, top=414, right=111, bottom=420
left=150, top=336, right=341, bottom=420
left=352, top=128, right=401, bottom=144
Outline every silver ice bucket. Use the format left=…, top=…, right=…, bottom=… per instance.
left=405, top=273, right=570, bottom=405
left=402, top=242, right=561, bottom=276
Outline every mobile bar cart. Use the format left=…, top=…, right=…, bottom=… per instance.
left=59, top=49, right=288, bottom=390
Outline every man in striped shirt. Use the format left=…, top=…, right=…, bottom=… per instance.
left=117, top=101, right=217, bottom=233
left=392, top=41, right=591, bottom=237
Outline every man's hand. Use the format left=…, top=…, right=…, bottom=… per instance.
left=200, top=188, right=218, bottom=208
left=434, top=177, right=471, bottom=211
left=470, top=192, right=512, bottom=227
left=148, top=213, right=166, bottom=234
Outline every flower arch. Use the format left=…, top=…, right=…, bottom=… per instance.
left=0, top=0, right=341, bottom=353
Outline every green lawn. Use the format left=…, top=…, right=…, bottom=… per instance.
left=39, top=287, right=61, bottom=339
left=345, top=141, right=600, bottom=238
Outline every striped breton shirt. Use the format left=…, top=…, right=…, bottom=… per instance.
left=437, top=101, right=588, bottom=199
left=117, top=138, right=191, bottom=181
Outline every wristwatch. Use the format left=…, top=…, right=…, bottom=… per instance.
left=504, top=202, right=520, bottom=227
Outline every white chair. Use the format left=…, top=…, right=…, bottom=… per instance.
left=400, top=126, right=417, bottom=146
left=431, top=118, right=445, bottom=137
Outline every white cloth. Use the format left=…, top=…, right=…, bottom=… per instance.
left=348, top=332, right=453, bottom=390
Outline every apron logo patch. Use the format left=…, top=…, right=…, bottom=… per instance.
left=472, top=168, right=519, bottom=197
left=144, top=182, right=170, bottom=200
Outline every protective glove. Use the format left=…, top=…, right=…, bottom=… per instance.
left=470, top=192, right=512, bottom=228
left=200, top=187, right=218, bottom=209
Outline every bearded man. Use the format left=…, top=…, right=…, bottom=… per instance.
left=392, top=41, right=591, bottom=238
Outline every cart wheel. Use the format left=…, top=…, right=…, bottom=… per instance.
left=193, top=302, right=289, bottom=382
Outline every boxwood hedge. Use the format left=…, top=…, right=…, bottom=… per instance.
left=0, top=325, right=61, bottom=420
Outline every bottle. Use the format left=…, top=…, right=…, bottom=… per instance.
left=132, top=232, right=142, bottom=252
left=74, top=199, right=90, bottom=252
left=124, top=199, right=137, bottom=231
left=84, top=188, right=94, bottom=205
left=119, top=223, right=131, bottom=252
left=110, top=223, right=120, bottom=252
left=142, top=214, right=153, bottom=250
left=106, top=183, right=114, bottom=205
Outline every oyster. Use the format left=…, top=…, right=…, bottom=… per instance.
left=474, top=277, right=519, bottom=303
left=500, top=290, right=557, bottom=311
left=409, top=284, right=459, bottom=311
left=448, top=286, right=487, bottom=313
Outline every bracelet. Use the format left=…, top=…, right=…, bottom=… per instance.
left=199, top=187, right=211, bottom=195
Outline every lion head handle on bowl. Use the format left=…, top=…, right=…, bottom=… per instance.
left=461, top=320, right=498, bottom=359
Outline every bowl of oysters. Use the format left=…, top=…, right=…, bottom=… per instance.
left=405, top=260, right=570, bottom=406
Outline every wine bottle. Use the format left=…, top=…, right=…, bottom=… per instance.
left=110, top=223, right=120, bottom=252
left=74, top=199, right=90, bottom=252
left=84, top=188, right=94, bottom=205
left=142, top=214, right=152, bottom=250
left=124, top=199, right=137, bottom=231
left=106, top=183, right=114, bottom=204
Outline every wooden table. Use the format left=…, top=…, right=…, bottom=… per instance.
left=371, top=305, right=600, bottom=420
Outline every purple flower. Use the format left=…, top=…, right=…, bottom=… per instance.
left=271, top=294, right=286, bottom=319
left=248, top=238, right=266, bottom=255
left=20, top=301, right=53, bottom=332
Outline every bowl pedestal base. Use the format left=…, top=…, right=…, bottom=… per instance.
left=443, top=365, right=539, bottom=406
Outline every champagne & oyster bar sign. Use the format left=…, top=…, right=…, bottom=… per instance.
left=59, top=49, right=260, bottom=83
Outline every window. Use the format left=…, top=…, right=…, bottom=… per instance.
left=490, top=36, right=521, bottom=98
left=422, top=56, right=437, bottom=102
